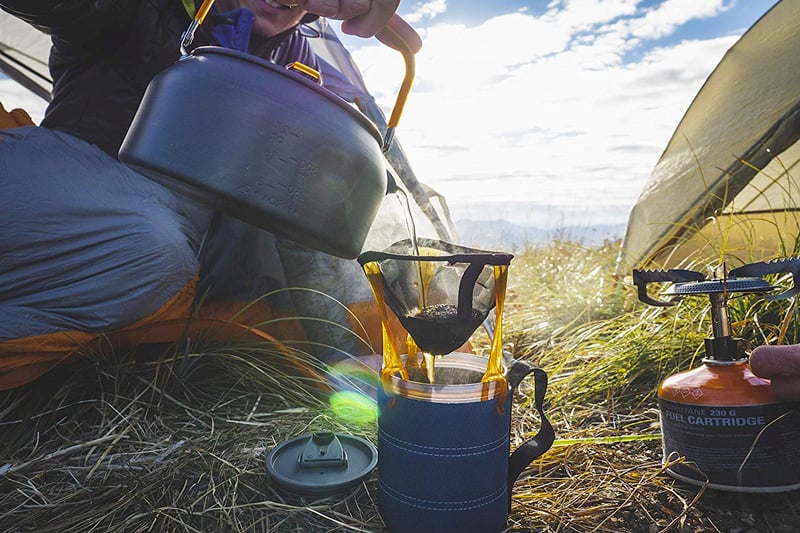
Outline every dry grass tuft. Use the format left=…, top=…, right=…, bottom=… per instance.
left=0, top=340, right=383, bottom=532
left=2, top=238, right=800, bottom=531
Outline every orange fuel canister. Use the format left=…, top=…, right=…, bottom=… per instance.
left=658, top=354, right=800, bottom=492
left=634, top=261, right=800, bottom=492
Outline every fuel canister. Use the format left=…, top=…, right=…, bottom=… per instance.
left=658, top=352, right=800, bottom=492
left=634, top=261, right=800, bottom=492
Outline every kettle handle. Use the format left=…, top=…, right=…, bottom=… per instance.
left=505, top=359, right=555, bottom=510
left=180, top=0, right=216, bottom=55
left=375, top=14, right=421, bottom=151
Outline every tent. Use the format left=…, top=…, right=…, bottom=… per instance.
left=618, top=0, right=800, bottom=273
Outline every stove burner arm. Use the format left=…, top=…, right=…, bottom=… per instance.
left=729, top=258, right=800, bottom=301
left=632, top=268, right=706, bottom=307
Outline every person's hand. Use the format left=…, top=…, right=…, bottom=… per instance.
left=750, top=344, right=800, bottom=401
left=281, top=0, right=400, bottom=37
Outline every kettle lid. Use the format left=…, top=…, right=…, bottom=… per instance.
left=266, top=432, right=377, bottom=497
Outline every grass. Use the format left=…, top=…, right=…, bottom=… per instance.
left=2, top=237, right=800, bottom=532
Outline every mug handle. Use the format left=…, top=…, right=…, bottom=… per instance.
left=506, top=359, right=556, bottom=510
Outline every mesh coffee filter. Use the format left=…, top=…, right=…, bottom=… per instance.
left=358, top=239, right=513, bottom=356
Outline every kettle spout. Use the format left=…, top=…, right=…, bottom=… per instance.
left=385, top=166, right=399, bottom=195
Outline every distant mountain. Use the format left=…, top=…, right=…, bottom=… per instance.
left=454, top=218, right=625, bottom=251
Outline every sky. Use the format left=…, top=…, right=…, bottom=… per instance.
left=0, top=0, right=780, bottom=233
left=332, top=0, right=779, bottom=230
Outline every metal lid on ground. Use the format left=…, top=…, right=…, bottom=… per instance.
left=266, top=432, right=378, bottom=498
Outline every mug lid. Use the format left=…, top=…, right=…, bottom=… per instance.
left=266, top=432, right=377, bottom=497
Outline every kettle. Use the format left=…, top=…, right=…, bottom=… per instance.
left=119, top=0, right=421, bottom=258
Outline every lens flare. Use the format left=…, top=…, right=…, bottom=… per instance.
left=330, top=390, right=378, bottom=424
left=327, top=355, right=382, bottom=424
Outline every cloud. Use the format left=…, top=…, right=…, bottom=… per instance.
left=542, top=0, right=640, bottom=31
left=403, top=0, right=448, bottom=25
left=627, top=0, right=730, bottom=39
left=352, top=0, right=748, bottom=226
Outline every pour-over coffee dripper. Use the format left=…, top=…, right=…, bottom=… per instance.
left=357, top=238, right=513, bottom=385
left=359, top=240, right=555, bottom=533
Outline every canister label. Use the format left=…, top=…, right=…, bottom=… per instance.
left=658, top=399, right=800, bottom=490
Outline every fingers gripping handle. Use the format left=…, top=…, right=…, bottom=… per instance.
left=375, top=14, right=423, bottom=54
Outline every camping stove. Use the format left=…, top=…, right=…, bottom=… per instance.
left=633, top=259, right=800, bottom=492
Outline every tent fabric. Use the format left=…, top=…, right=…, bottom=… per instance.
left=0, top=11, right=50, bottom=101
left=618, top=0, right=800, bottom=273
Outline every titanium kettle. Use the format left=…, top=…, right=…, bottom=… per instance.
left=119, top=0, right=421, bottom=258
